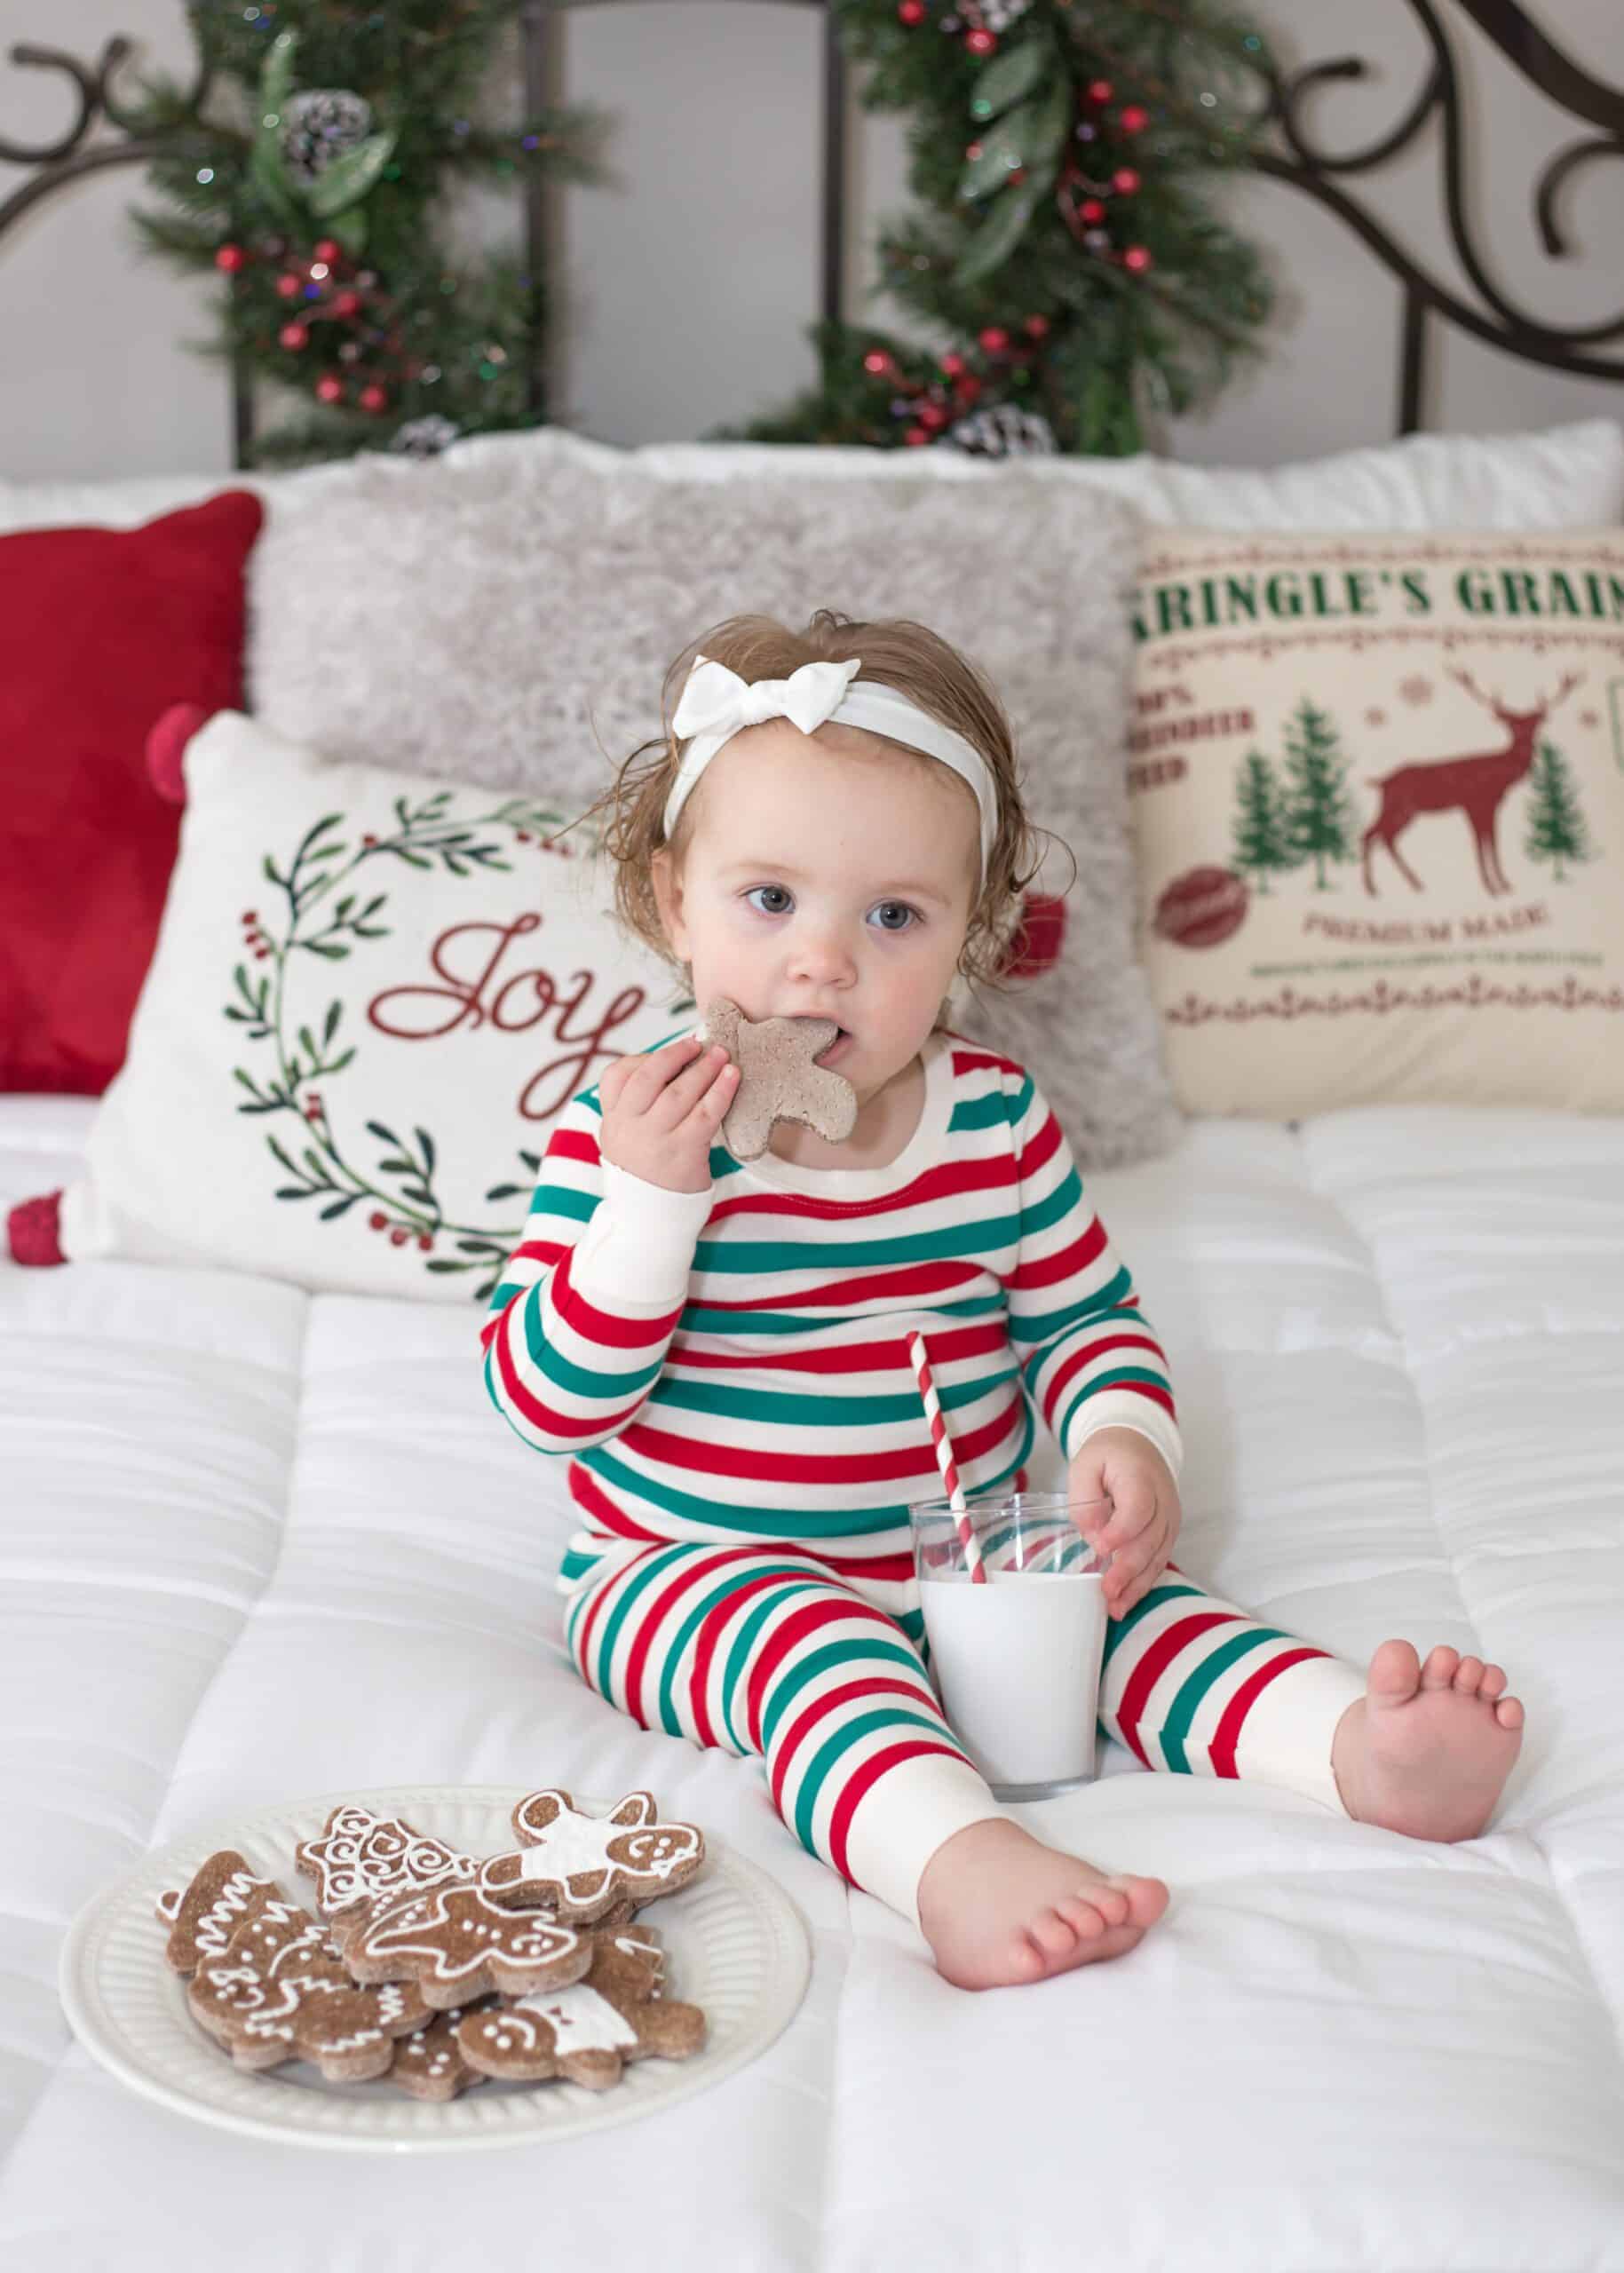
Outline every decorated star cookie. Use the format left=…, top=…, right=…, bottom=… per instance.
left=456, top=1927, right=705, bottom=2091
left=186, top=1896, right=432, bottom=2082
left=702, top=997, right=857, bottom=1161
left=156, top=1850, right=283, bottom=1975
left=482, top=1790, right=706, bottom=1924
left=343, top=1874, right=593, bottom=2008
left=294, top=1803, right=480, bottom=1928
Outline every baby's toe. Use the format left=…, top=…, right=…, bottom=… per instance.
left=1454, top=1654, right=1485, bottom=1691
left=1478, top=1663, right=1508, bottom=1699
left=1494, top=1695, right=1525, bottom=1731
left=1027, top=1907, right=1081, bottom=1963
left=1421, top=1644, right=1461, bottom=1689
left=1056, top=1895, right=1111, bottom=1942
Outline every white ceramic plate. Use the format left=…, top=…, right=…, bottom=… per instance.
left=59, top=1784, right=811, bottom=2154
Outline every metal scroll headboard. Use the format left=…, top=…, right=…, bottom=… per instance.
left=2, top=0, right=1620, bottom=465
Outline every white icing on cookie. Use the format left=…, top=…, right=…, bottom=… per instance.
left=511, top=1794, right=700, bottom=1894
left=499, top=1984, right=640, bottom=2058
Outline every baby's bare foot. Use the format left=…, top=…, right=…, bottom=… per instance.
left=915, top=1817, right=1168, bottom=1992
left=1332, top=1640, right=1525, bottom=1842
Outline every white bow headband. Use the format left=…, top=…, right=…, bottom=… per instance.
left=664, top=653, right=1000, bottom=881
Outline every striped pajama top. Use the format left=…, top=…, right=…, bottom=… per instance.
left=480, top=1027, right=1182, bottom=1620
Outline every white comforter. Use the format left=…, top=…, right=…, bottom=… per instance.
left=4, top=1094, right=1623, bottom=2272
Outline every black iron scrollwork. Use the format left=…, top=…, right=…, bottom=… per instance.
left=1256, top=0, right=1624, bottom=430
left=0, top=36, right=212, bottom=242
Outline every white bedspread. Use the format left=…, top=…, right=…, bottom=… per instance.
left=4, top=1095, right=1622, bottom=2271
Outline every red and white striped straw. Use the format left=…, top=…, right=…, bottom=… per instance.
left=908, top=1331, right=986, bottom=1584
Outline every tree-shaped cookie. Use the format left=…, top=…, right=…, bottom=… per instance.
left=456, top=1928, right=705, bottom=2090
left=482, top=1790, right=705, bottom=1922
left=295, top=1803, right=479, bottom=1928
left=703, top=997, right=857, bottom=1160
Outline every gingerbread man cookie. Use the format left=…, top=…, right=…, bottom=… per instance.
left=186, top=1897, right=431, bottom=2081
left=156, top=1851, right=282, bottom=1974
left=702, top=998, right=857, bottom=1161
left=343, top=1874, right=593, bottom=2008
left=456, top=1928, right=705, bottom=2091
left=482, top=1790, right=705, bottom=1923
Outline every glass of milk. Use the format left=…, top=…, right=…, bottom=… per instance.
left=910, top=1491, right=1114, bottom=1801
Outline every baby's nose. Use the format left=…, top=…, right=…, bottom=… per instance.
left=787, top=925, right=857, bottom=986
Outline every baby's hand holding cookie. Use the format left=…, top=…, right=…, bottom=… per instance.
left=598, top=1035, right=737, bottom=1194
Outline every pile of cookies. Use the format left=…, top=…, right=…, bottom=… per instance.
left=154, top=1788, right=709, bottom=2101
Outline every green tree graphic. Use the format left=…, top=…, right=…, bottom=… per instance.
left=1280, top=695, right=1355, bottom=890
left=1524, top=738, right=1596, bottom=882
left=1231, top=749, right=1292, bottom=892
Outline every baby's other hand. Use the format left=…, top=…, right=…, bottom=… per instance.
left=598, top=1035, right=738, bottom=1194
left=1067, top=1429, right=1182, bottom=1620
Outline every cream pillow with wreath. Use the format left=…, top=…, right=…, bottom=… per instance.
left=28, top=712, right=685, bottom=1301
left=1129, top=527, right=1624, bottom=1117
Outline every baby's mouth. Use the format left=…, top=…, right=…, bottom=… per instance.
left=814, top=1024, right=853, bottom=1066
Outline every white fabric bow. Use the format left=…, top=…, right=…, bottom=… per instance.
left=662, top=649, right=999, bottom=878
left=671, top=654, right=863, bottom=746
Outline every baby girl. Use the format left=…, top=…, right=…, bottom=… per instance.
left=482, top=609, right=1525, bottom=1992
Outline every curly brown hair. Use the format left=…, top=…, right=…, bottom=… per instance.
left=577, top=608, right=1055, bottom=991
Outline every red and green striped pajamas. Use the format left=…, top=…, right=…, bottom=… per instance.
left=483, top=1030, right=1362, bottom=1925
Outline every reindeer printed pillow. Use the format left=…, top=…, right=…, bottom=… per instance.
left=1128, top=528, right=1624, bottom=1117
left=28, top=712, right=686, bottom=1300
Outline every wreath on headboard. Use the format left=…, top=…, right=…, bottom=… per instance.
left=737, top=0, right=1276, bottom=458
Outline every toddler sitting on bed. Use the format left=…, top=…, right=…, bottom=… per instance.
left=481, top=610, right=1525, bottom=1992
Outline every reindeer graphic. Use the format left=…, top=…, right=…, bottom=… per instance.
left=1361, top=668, right=1582, bottom=897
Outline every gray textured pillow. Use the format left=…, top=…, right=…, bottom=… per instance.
left=248, top=454, right=1178, bottom=1167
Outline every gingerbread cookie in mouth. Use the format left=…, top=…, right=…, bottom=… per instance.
left=701, top=997, right=858, bottom=1161
left=482, top=1790, right=706, bottom=1924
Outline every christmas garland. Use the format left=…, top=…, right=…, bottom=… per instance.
left=135, top=2, right=600, bottom=463
left=739, top=0, right=1278, bottom=458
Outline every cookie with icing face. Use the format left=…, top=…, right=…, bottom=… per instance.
left=186, top=1895, right=432, bottom=2082
left=156, top=1850, right=282, bottom=1975
left=295, top=1803, right=479, bottom=1928
left=702, top=998, right=857, bottom=1161
left=456, top=1928, right=705, bottom=2091
left=483, top=1791, right=705, bottom=1923
left=344, top=1873, right=593, bottom=2008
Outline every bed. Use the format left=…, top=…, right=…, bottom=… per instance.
left=5, top=1091, right=1624, bottom=2266
left=5, top=3, right=1624, bottom=2267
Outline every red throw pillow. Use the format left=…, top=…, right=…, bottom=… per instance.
left=0, top=489, right=263, bottom=1094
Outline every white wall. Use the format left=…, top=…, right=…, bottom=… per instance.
left=2, top=0, right=1620, bottom=479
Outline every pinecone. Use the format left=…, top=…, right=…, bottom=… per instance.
left=279, top=90, right=373, bottom=188
left=944, top=403, right=1058, bottom=458
left=391, top=415, right=462, bottom=458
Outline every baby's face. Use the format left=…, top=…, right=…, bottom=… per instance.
left=653, top=719, right=979, bottom=1103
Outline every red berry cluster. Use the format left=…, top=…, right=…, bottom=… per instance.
left=862, top=314, right=1050, bottom=446
left=214, top=235, right=403, bottom=415
left=367, top=1210, right=435, bottom=1253
left=1058, top=80, right=1153, bottom=273
left=241, top=908, right=273, bottom=962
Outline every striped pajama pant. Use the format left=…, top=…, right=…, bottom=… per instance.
left=563, top=1529, right=1368, bottom=1928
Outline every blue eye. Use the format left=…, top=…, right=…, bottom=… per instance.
left=868, top=900, right=919, bottom=933
left=745, top=884, right=794, bottom=916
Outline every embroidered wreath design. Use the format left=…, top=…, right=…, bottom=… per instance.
left=225, top=787, right=587, bottom=1300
